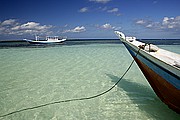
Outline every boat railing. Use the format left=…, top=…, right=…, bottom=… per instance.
left=46, top=36, right=59, bottom=41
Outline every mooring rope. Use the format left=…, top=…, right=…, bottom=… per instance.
left=0, top=47, right=141, bottom=118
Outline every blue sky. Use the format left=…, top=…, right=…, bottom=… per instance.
left=0, top=0, right=180, bottom=39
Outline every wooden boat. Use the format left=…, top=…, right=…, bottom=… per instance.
left=24, top=36, right=66, bottom=44
left=114, top=31, right=180, bottom=113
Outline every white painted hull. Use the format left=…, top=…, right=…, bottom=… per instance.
left=24, top=39, right=66, bottom=44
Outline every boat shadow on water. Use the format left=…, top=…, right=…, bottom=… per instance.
left=106, top=73, right=180, bottom=119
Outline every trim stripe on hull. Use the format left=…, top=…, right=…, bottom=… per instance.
left=134, top=57, right=180, bottom=113
left=123, top=42, right=180, bottom=113
left=28, top=41, right=64, bottom=44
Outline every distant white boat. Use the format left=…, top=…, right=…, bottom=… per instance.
left=24, top=36, right=66, bottom=44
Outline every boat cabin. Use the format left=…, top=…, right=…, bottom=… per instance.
left=46, top=36, right=59, bottom=41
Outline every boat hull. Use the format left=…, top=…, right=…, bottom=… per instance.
left=24, top=39, right=66, bottom=44
left=123, top=42, right=180, bottom=113
left=27, top=41, right=64, bottom=44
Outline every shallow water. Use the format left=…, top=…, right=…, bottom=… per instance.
left=0, top=43, right=179, bottom=120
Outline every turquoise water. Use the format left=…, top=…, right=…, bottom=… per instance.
left=0, top=44, right=179, bottom=120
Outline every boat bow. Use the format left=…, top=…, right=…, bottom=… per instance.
left=115, top=31, right=180, bottom=114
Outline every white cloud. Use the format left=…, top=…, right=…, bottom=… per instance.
left=89, top=0, right=111, bottom=4
left=79, top=7, right=88, bottom=13
left=136, top=20, right=146, bottom=24
left=73, top=26, right=86, bottom=32
left=63, top=26, right=86, bottom=33
left=153, top=1, right=158, bottom=4
left=101, top=6, right=108, bottom=11
left=161, top=16, right=180, bottom=29
left=146, top=24, right=153, bottom=28
left=0, top=19, right=53, bottom=36
left=135, top=16, right=180, bottom=33
left=99, top=23, right=115, bottom=30
left=101, top=23, right=112, bottom=29
left=11, top=22, right=51, bottom=31
left=107, top=8, right=118, bottom=13
left=1, top=19, right=17, bottom=26
left=107, top=8, right=121, bottom=16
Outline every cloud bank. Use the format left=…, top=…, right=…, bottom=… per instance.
left=136, top=16, right=180, bottom=33
left=0, top=19, right=53, bottom=36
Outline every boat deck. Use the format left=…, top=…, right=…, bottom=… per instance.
left=154, top=49, right=180, bottom=68
left=127, top=39, right=180, bottom=69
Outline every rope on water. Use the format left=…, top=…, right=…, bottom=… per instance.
left=0, top=48, right=141, bottom=118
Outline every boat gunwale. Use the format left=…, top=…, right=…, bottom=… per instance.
left=121, top=38, right=180, bottom=78
left=123, top=41, right=180, bottom=80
